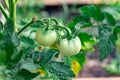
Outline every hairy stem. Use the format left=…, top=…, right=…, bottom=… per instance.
left=9, top=0, right=17, bottom=31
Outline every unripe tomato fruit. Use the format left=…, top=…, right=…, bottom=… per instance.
left=35, top=27, right=58, bottom=46
left=57, top=37, right=81, bottom=56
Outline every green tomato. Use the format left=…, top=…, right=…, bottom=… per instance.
left=57, top=37, right=82, bottom=56
left=36, top=27, right=58, bottom=46
left=0, top=50, right=6, bottom=64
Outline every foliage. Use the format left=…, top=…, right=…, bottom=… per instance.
left=0, top=0, right=120, bottom=79
left=68, top=5, right=120, bottom=61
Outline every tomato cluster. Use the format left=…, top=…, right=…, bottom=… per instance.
left=35, top=19, right=82, bottom=56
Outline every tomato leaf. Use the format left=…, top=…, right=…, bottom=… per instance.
left=68, top=15, right=92, bottom=30
left=79, top=32, right=96, bottom=46
left=47, top=61, right=75, bottom=80
left=98, top=25, right=115, bottom=61
left=39, top=49, right=59, bottom=65
left=104, top=12, right=116, bottom=26
left=20, top=58, right=39, bottom=73
left=71, top=51, right=86, bottom=67
left=79, top=5, right=104, bottom=21
left=20, top=36, right=34, bottom=45
left=12, top=69, right=39, bottom=80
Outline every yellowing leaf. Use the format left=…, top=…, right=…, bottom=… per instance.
left=71, top=60, right=81, bottom=77
left=36, top=69, right=46, bottom=76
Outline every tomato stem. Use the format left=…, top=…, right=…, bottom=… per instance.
left=47, top=19, right=50, bottom=28
left=9, top=0, right=17, bottom=31
left=51, top=18, right=59, bottom=25
left=18, top=18, right=44, bottom=35
left=56, top=26, right=72, bottom=39
left=18, top=20, right=34, bottom=35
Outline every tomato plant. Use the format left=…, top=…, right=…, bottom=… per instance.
left=0, top=0, right=120, bottom=80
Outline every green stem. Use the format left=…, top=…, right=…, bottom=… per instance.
left=9, top=0, right=17, bottom=31
left=51, top=18, right=58, bottom=24
left=57, top=26, right=72, bottom=38
left=47, top=19, right=50, bottom=28
left=18, top=19, right=43, bottom=35
left=3, top=0, right=9, bottom=11
left=0, top=4, right=9, bottom=19
left=18, top=20, right=34, bottom=35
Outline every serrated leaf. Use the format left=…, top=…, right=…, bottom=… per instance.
left=73, top=15, right=90, bottom=23
left=12, top=69, right=39, bottom=80
left=23, top=46, right=34, bottom=57
left=20, top=36, right=34, bottom=45
left=104, top=12, right=116, bottom=26
left=79, top=32, right=95, bottom=46
left=32, top=51, right=43, bottom=63
left=67, top=21, right=77, bottom=30
left=47, top=61, right=75, bottom=80
left=73, top=15, right=92, bottom=28
left=68, top=15, right=92, bottom=30
left=39, top=49, right=59, bottom=65
left=20, top=58, right=39, bottom=73
left=80, top=5, right=104, bottom=21
left=98, top=25, right=115, bottom=61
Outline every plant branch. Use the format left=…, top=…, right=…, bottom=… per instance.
left=18, top=20, right=34, bottom=35
left=9, top=0, right=17, bottom=31
left=18, top=19, right=43, bottom=35
left=56, top=25, right=72, bottom=38
left=51, top=18, right=58, bottom=24
left=0, top=4, right=9, bottom=19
